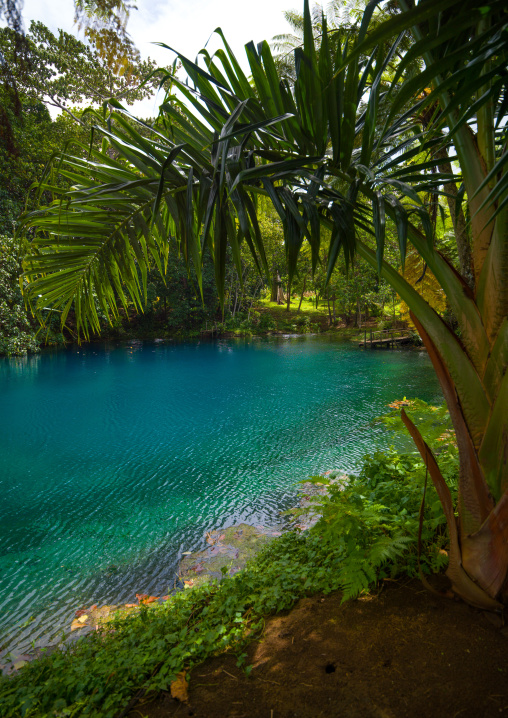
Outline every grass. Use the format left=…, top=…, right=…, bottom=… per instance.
left=255, top=294, right=357, bottom=334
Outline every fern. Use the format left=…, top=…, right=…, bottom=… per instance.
left=338, top=534, right=413, bottom=601
left=307, top=401, right=460, bottom=600
left=368, top=534, right=413, bottom=566
left=340, top=558, right=375, bottom=601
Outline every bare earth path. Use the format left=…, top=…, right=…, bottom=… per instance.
left=129, top=578, right=508, bottom=718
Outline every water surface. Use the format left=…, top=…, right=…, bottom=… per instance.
left=0, top=336, right=440, bottom=653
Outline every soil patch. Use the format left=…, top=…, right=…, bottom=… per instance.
left=129, top=579, right=508, bottom=718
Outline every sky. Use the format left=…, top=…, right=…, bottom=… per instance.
left=19, top=0, right=303, bottom=118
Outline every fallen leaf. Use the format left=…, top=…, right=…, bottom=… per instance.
left=90, top=604, right=97, bottom=610
left=140, top=596, right=158, bottom=605
left=135, top=593, right=148, bottom=603
left=75, top=609, right=87, bottom=618
left=161, top=595, right=170, bottom=601
left=77, top=614, right=88, bottom=623
left=71, top=618, right=88, bottom=631
left=125, top=603, right=139, bottom=608
left=170, top=670, right=188, bottom=702
left=183, top=579, right=195, bottom=588
left=13, top=661, right=28, bottom=671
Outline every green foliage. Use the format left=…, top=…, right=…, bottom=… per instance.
left=0, top=531, right=358, bottom=717
left=0, top=21, right=160, bottom=121
left=301, top=444, right=455, bottom=601
left=0, top=236, right=67, bottom=356
left=302, top=400, right=459, bottom=600
left=0, top=236, right=39, bottom=356
left=258, top=313, right=277, bottom=332
left=374, top=399, right=457, bottom=454
left=0, top=399, right=458, bottom=717
left=0, top=88, right=91, bottom=234
left=127, top=249, right=220, bottom=336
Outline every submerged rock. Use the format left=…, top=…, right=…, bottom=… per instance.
left=289, top=473, right=349, bottom=531
left=178, top=523, right=282, bottom=589
left=177, top=475, right=348, bottom=589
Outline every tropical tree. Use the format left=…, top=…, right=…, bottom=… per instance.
left=271, top=0, right=381, bottom=82
left=0, top=21, right=159, bottom=125
left=1, top=0, right=143, bottom=177
left=0, top=235, right=40, bottom=355
left=0, top=85, right=95, bottom=233
left=20, top=0, right=508, bottom=609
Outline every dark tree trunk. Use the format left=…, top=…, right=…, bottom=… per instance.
left=270, top=272, right=281, bottom=302
left=232, top=285, right=238, bottom=318
left=297, top=274, right=308, bottom=312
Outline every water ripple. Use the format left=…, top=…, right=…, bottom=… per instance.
left=0, top=337, right=441, bottom=654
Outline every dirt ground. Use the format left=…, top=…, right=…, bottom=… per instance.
left=128, top=578, right=508, bottom=718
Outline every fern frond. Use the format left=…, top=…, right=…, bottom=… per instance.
left=368, top=534, right=413, bottom=566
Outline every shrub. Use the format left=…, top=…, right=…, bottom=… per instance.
left=258, top=313, right=277, bottom=331
left=0, top=236, right=39, bottom=356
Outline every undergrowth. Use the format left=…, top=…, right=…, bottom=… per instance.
left=0, top=399, right=458, bottom=717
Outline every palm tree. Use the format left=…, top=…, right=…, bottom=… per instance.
left=20, top=0, right=508, bottom=608
left=271, top=0, right=379, bottom=82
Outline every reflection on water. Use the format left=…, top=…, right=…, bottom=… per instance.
left=0, top=336, right=441, bottom=654
left=0, top=353, right=42, bottom=381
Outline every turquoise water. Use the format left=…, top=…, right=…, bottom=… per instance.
left=0, top=336, right=440, bottom=653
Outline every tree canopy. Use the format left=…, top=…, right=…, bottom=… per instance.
left=0, top=21, right=160, bottom=125
left=16, top=0, right=508, bottom=609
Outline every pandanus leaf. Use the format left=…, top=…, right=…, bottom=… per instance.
left=356, top=240, right=490, bottom=449
left=409, top=312, right=493, bottom=535
left=461, top=490, right=508, bottom=600
left=476, top=206, right=508, bottom=345
left=478, top=369, right=508, bottom=501
left=401, top=408, right=501, bottom=609
left=483, top=318, right=508, bottom=403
